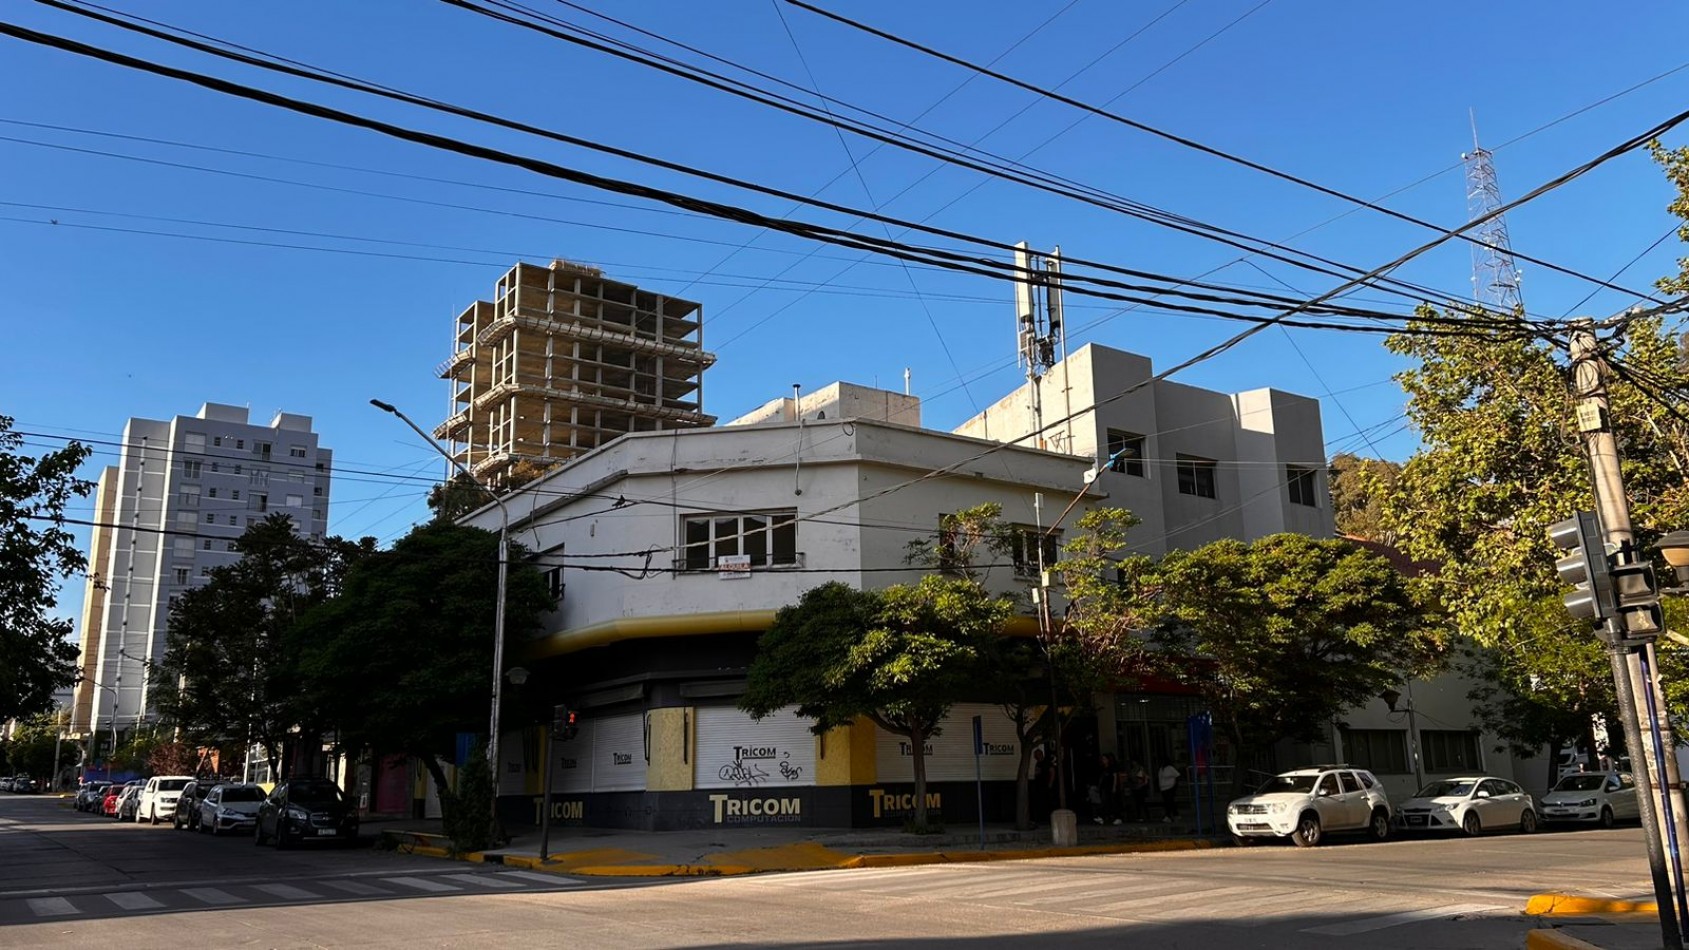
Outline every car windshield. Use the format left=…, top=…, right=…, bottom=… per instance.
left=1256, top=774, right=1319, bottom=795
left=1555, top=775, right=1608, bottom=791
left=220, top=786, right=264, bottom=802
left=288, top=782, right=345, bottom=806
left=156, top=779, right=191, bottom=792
left=1415, top=780, right=1476, bottom=798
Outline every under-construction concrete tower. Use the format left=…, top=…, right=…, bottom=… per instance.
left=435, top=260, right=717, bottom=486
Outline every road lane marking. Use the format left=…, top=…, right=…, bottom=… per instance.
left=253, top=883, right=320, bottom=901
left=1300, top=903, right=1505, bottom=935
left=26, top=897, right=76, bottom=917
left=105, top=892, right=164, bottom=911
left=179, top=887, right=242, bottom=906
left=382, top=876, right=462, bottom=893
left=497, top=871, right=586, bottom=887
left=444, top=873, right=521, bottom=889
left=318, top=879, right=388, bottom=896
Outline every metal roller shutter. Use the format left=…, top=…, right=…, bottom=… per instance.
left=591, top=712, right=648, bottom=792
left=874, top=704, right=1023, bottom=783
left=550, top=720, right=595, bottom=794
left=695, top=705, right=818, bottom=789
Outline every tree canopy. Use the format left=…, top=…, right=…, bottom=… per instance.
left=1328, top=452, right=1402, bottom=544
left=0, top=416, right=90, bottom=723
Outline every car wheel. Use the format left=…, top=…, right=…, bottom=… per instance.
left=1290, top=812, right=1322, bottom=848
left=149, top=810, right=159, bottom=826
left=1462, top=811, right=1482, bottom=836
left=1520, top=810, right=1538, bottom=834
left=1600, top=806, right=1615, bottom=829
left=208, top=821, right=219, bottom=837
left=1367, top=808, right=1391, bottom=842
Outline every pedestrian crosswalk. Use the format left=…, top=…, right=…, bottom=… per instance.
left=0, top=869, right=586, bottom=924
left=745, top=863, right=1510, bottom=936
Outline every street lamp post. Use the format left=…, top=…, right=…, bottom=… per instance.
left=371, top=399, right=510, bottom=837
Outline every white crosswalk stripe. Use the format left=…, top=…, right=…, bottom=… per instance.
left=1300, top=903, right=1506, bottom=935
left=253, top=883, right=321, bottom=901
left=26, top=897, right=76, bottom=917
left=105, top=892, right=165, bottom=911
left=382, top=876, right=462, bottom=893
left=443, top=873, right=522, bottom=889
left=179, top=887, right=243, bottom=906
left=496, top=870, right=585, bottom=887
left=317, top=879, right=391, bottom=896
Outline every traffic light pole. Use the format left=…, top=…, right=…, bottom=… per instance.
left=1571, top=322, right=1689, bottom=948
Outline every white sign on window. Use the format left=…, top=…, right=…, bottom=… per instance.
left=718, top=553, right=752, bottom=579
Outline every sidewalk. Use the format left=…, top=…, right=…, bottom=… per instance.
left=372, top=817, right=1218, bottom=877
left=1526, top=893, right=1670, bottom=949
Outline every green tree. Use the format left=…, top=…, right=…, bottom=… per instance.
left=742, top=579, right=1011, bottom=830
left=426, top=473, right=488, bottom=524
left=151, top=515, right=373, bottom=778
left=0, top=416, right=91, bottom=722
left=1328, top=452, right=1402, bottom=544
left=292, top=521, right=551, bottom=851
left=2, top=713, right=75, bottom=783
left=1146, top=534, right=1443, bottom=794
left=1376, top=297, right=1689, bottom=747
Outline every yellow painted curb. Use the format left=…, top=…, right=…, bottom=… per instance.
left=1526, top=928, right=1609, bottom=950
left=1526, top=892, right=1658, bottom=916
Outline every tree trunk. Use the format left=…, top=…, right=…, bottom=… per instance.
left=910, top=724, right=932, bottom=831
left=420, top=754, right=457, bottom=831
left=1014, top=741, right=1034, bottom=831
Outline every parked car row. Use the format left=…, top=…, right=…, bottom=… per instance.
left=72, top=776, right=359, bottom=848
left=0, top=776, right=40, bottom=793
left=1225, top=763, right=1642, bottom=847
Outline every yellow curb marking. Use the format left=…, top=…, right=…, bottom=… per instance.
left=1525, top=892, right=1658, bottom=916
left=1525, top=928, right=1611, bottom=950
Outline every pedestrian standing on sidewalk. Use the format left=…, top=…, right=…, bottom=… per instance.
left=1092, top=754, right=1122, bottom=825
left=1158, top=760, right=1181, bottom=823
left=1127, top=761, right=1151, bottom=821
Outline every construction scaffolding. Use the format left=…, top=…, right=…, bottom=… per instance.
left=435, top=260, right=717, bottom=487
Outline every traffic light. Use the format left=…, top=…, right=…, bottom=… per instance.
left=552, top=704, right=579, bottom=741
left=1549, top=511, right=1613, bottom=623
left=1609, top=557, right=1664, bottom=643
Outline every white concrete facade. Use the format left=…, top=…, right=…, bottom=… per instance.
left=74, top=403, right=333, bottom=735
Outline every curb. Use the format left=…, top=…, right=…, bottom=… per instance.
left=1526, top=893, right=1658, bottom=916
left=1526, top=928, right=1609, bottom=950
left=380, top=830, right=1215, bottom=878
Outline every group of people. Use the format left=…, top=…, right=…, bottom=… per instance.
left=1030, top=748, right=1182, bottom=825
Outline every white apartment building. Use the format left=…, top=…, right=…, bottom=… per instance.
left=462, top=344, right=1393, bottom=830
left=71, top=404, right=333, bottom=738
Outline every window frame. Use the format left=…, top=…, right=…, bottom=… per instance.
left=1339, top=727, right=1410, bottom=775
left=1175, top=454, right=1218, bottom=499
left=1287, top=465, right=1319, bottom=507
left=1420, top=729, right=1483, bottom=774
left=680, top=510, right=798, bottom=571
left=1007, top=524, right=1061, bottom=579
left=1104, top=429, right=1146, bottom=477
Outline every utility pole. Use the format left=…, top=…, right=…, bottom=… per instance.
left=1567, top=320, right=1689, bottom=948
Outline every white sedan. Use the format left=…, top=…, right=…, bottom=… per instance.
left=1540, top=771, right=1640, bottom=827
left=1395, top=776, right=1537, bottom=835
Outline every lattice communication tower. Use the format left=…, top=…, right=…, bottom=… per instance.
left=1463, top=115, right=1525, bottom=313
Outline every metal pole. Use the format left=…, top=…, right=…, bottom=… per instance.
left=1571, top=322, right=1688, bottom=948
left=539, top=725, right=555, bottom=863
left=371, top=399, right=512, bottom=841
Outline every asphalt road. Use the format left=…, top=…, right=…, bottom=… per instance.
left=0, top=792, right=1658, bottom=948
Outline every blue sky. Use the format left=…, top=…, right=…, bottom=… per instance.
left=6, top=0, right=1689, bottom=626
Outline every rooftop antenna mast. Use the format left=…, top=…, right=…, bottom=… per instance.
left=1462, top=110, right=1525, bottom=314
left=1014, top=241, right=1066, bottom=449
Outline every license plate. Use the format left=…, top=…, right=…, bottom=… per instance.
left=316, top=829, right=337, bottom=836
left=1406, top=815, right=1427, bottom=825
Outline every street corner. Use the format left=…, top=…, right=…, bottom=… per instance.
left=842, top=835, right=1217, bottom=870
left=1525, top=893, right=1658, bottom=917
left=498, top=847, right=668, bottom=876
left=700, top=840, right=854, bottom=873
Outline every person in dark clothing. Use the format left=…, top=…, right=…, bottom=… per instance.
left=1159, top=759, right=1182, bottom=822
left=1126, top=761, right=1151, bottom=822
left=1093, top=753, right=1122, bottom=825
left=1030, top=747, right=1053, bottom=822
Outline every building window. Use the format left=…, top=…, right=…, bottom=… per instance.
left=236, top=439, right=244, bottom=450
left=210, top=462, right=220, bottom=473
left=231, top=490, right=241, bottom=501
left=1422, top=730, right=1483, bottom=773
left=313, top=486, right=323, bottom=496
left=255, top=493, right=269, bottom=513
left=314, top=509, right=324, bottom=521
left=211, top=435, right=222, bottom=448
left=1008, top=525, right=1060, bottom=578
left=234, top=464, right=242, bottom=475
left=543, top=566, right=565, bottom=603
left=184, top=433, right=206, bottom=453
left=179, top=485, right=200, bottom=507
left=285, top=494, right=304, bottom=508
left=254, top=441, right=271, bottom=459
left=205, top=514, right=216, bottom=525
left=315, top=462, right=325, bottom=472
left=1176, top=454, right=1217, bottom=499
left=1288, top=465, right=1319, bottom=507
left=173, top=568, right=189, bottom=585
left=199, top=566, right=211, bottom=577
left=1340, top=728, right=1409, bottom=774
left=251, top=469, right=269, bottom=487
left=177, top=510, right=198, bottom=526
left=172, top=537, right=194, bottom=556
left=227, top=541, right=237, bottom=552
left=203, top=539, right=213, bottom=550
left=682, top=511, right=797, bottom=570
left=207, top=487, right=218, bottom=499
left=181, top=459, right=202, bottom=479
left=289, top=445, right=306, bottom=458
left=1105, top=429, right=1146, bottom=477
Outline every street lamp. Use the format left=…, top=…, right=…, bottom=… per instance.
left=1657, top=531, right=1689, bottom=589
left=370, top=398, right=511, bottom=834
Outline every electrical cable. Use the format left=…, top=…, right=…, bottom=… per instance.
left=782, top=0, right=1666, bottom=305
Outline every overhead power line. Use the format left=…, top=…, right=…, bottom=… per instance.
left=781, top=0, right=1665, bottom=306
